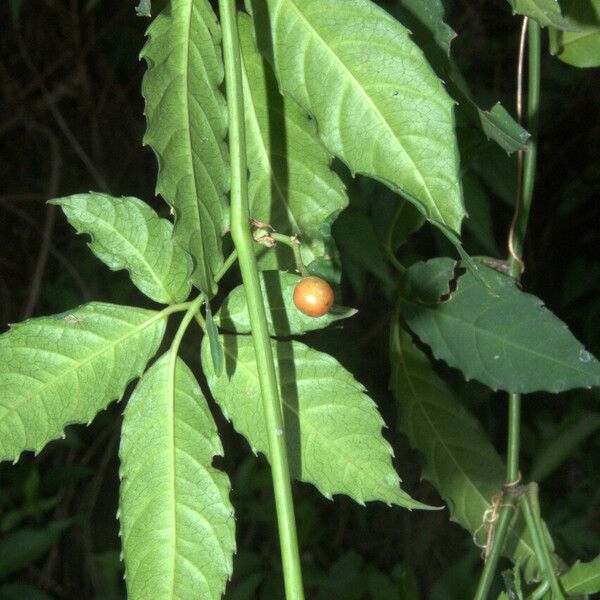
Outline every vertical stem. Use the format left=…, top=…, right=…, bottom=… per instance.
left=474, top=18, right=541, bottom=600
left=506, top=392, right=521, bottom=484
left=520, top=485, right=564, bottom=599
left=473, top=506, right=515, bottom=600
left=218, top=2, right=305, bottom=599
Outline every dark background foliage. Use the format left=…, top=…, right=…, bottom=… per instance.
left=0, top=0, right=599, bottom=598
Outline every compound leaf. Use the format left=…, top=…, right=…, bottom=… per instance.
left=400, top=258, right=600, bottom=393
left=202, top=334, right=431, bottom=509
left=216, top=270, right=356, bottom=336
left=120, top=352, right=235, bottom=600
left=52, top=193, right=192, bottom=305
left=250, top=0, right=464, bottom=232
left=0, top=303, right=166, bottom=463
left=142, top=0, right=229, bottom=294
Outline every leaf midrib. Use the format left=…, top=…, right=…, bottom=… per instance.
left=182, top=0, right=207, bottom=285
left=72, top=204, right=176, bottom=304
left=217, top=337, right=424, bottom=508
left=402, top=286, right=600, bottom=378
left=0, top=309, right=164, bottom=428
left=279, top=0, right=447, bottom=226
left=392, top=331, right=537, bottom=561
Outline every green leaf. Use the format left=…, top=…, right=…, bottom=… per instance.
left=205, top=303, right=224, bottom=377
left=201, top=334, right=431, bottom=509
left=506, top=0, right=577, bottom=29
left=119, top=352, right=235, bottom=600
left=393, top=0, right=530, bottom=154
left=529, top=411, right=600, bottom=481
left=51, top=193, right=192, bottom=305
left=552, top=0, right=600, bottom=68
left=450, top=67, right=531, bottom=154
left=477, top=103, right=531, bottom=153
left=250, top=0, right=464, bottom=233
left=383, top=198, right=426, bottom=256
left=560, top=554, right=600, bottom=595
left=0, top=303, right=166, bottom=462
left=239, top=13, right=348, bottom=270
left=0, top=519, right=72, bottom=578
left=215, top=271, right=356, bottom=336
left=390, top=324, right=545, bottom=580
left=142, top=0, right=229, bottom=294
left=400, top=258, right=600, bottom=393
left=335, top=211, right=394, bottom=286
left=395, top=0, right=456, bottom=55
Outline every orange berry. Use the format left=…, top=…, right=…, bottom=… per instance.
left=293, top=276, right=334, bottom=318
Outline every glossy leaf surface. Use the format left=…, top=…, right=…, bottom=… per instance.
left=560, top=554, right=600, bottom=595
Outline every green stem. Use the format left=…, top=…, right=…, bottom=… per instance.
left=506, top=393, right=521, bottom=484
left=520, top=485, right=564, bottom=599
left=472, top=501, right=516, bottom=600
left=159, top=298, right=199, bottom=318
left=474, top=19, right=541, bottom=600
left=529, top=580, right=550, bottom=600
left=215, top=249, right=238, bottom=283
left=218, top=2, right=305, bottom=599
left=271, top=232, right=307, bottom=276
left=170, top=294, right=204, bottom=356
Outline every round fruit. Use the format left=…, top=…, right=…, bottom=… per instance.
left=293, top=276, right=334, bottom=317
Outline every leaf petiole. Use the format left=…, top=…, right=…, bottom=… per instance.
left=170, top=294, right=205, bottom=357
